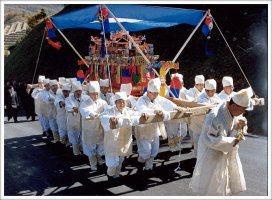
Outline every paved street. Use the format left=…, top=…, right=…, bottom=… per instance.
left=3, top=116, right=269, bottom=197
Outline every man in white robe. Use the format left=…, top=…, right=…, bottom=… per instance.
left=218, top=76, right=237, bottom=101
left=186, top=75, right=205, bottom=149
left=165, top=73, right=188, bottom=151
left=79, top=81, right=108, bottom=171
left=30, top=75, right=48, bottom=135
left=38, top=79, right=52, bottom=139
left=55, top=83, right=71, bottom=146
left=120, top=83, right=137, bottom=110
left=101, top=92, right=143, bottom=179
left=191, top=79, right=222, bottom=155
left=187, top=75, right=205, bottom=101
left=190, top=87, right=253, bottom=195
left=41, top=79, right=60, bottom=142
left=135, top=78, right=172, bottom=171
left=65, top=81, right=89, bottom=156
left=99, top=79, right=114, bottom=105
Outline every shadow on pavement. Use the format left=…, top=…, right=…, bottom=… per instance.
left=4, top=135, right=195, bottom=196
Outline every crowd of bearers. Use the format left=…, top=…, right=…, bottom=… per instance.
left=23, top=74, right=254, bottom=196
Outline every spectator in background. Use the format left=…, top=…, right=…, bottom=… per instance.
left=5, top=86, right=19, bottom=122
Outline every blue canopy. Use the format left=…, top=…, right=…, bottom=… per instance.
left=52, top=4, right=205, bottom=31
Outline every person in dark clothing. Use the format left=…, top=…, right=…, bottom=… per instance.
left=19, top=82, right=36, bottom=121
left=26, top=87, right=36, bottom=121
left=4, top=86, right=19, bottom=122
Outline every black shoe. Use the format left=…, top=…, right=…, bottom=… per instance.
left=42, top=132, right=46, bottom=137
left=31, top=116, right=35, bottom=121
left=26, top=115, right=30, bottom=120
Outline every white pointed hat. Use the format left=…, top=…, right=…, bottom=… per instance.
left=195, top=75, right=205, bottom=84
left=58, top=77, right=66, bottom=85
left=222, top=76, right=233, bottom=87
left=69, top=78, right=78, bottom=84
left=113, top=92, right=127, bottom=102
left=43, top=79, right=50, bottom=85
left=232, top=87, right=254, bottom=109
left=87, top=81, right=100, bottom=93
left=71, top=81, right=82, bottom=92
left=205, top=79, right=217, bottom=90
left=38, top=75, right=45, bottom=83
left=61, top=83, right=71, bottom=91
left=120, top=83, right=132, bottom=96
left=147, top=78, right=161, bottom=93
left=100, top=79, right=109, bottom=87
left=49, top=79, right=58, bottom=86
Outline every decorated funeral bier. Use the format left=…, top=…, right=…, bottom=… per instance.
left=78, top=31, right=179, bottom=96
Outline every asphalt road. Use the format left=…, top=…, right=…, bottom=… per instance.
left=3, top=116, right=269, bottom=197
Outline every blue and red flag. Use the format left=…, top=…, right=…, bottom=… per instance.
left=45, top=18, right=62, bottom=50
left=202, top=15, right=214, bottom=57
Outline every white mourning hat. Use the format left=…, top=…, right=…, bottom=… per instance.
left=58, top=77, right=66, bottom=85
left=49, top=79, right=58, bottom=86
left=205, top=79, right=217, bottom=90
left=147, top=78, right=161, bottom=93
left=222, top=76, right=233, bottom=87
left=232, top=87, right=254, bottom=109
left=113, top=92, right=127, bottom=102
left=38, top=75, right=45, bottom=83
left=100, top=79, right=109, bottom=87
left=62, top=83, right=71, bottom=91
left=195, top=75, right=205, bottom=84
left=43, top=79, right=50, bottom=85
left=120, top=83, right=133, bottom=96
left=171, top=73, right=183, bottom=82
left=71, top=81, right=82, bottom=92
left=87, top=81, right=100, bottom=93
left=69, top=78, right=78, bottom=84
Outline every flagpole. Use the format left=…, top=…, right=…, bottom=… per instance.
left=164, top=10, right=209, bottom=77
left=99, top=5, right=113, bottom=93
left=32, top=29, right=46, bottom=84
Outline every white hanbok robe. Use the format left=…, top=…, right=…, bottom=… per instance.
left=31, top=87, right=49, bottom=132
left=55, top=94, right=68, bottom=140
left=40, top=90, right=58, bottom=133
left=178, top=87, right=192, bottom=101
left=100, top=106, right=140, bottom=167
left=65, top=94, right=89, bottom=144
left=79, top=98, right=108, bottom=157
left=37, top=89, right=51, bottom=132
left=135, top=93, right=171, bottom=160
left=127, top=95, right=137, bottom=110
left=190, top=92, right=222, bottom=155
left=189, top=102, right=246, bottom=195
left=218, top=90, right=237, bottom=101
left=157, top=95, right=188, bottom=141
left=187, top=86, right=204, bottom=102
left=197, top=92, right=222, bottom=105
left=100, top=92, right=114, bottom=105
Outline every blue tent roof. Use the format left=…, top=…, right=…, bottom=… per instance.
left=52, top=4, right=205, bottom=31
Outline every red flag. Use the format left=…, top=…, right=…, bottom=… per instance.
left=46, top=38, right=62, bottom=50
